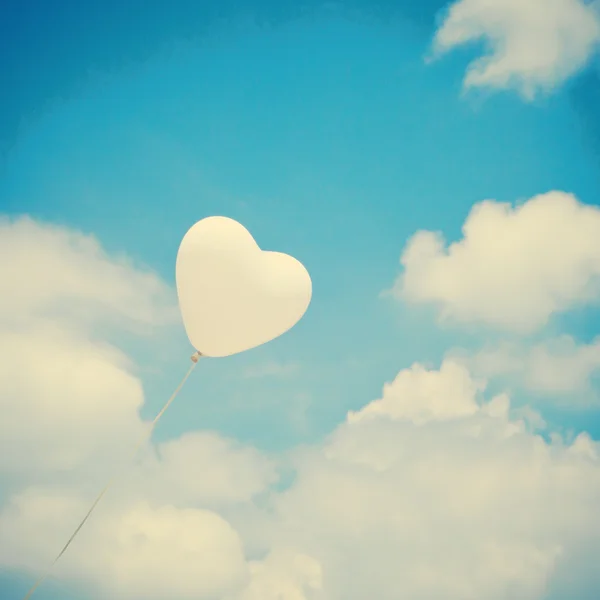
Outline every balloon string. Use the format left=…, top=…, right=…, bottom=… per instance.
left=20, top=352, right=203, bottom=600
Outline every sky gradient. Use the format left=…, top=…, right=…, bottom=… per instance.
left=2, top=1, right=600, bottom=599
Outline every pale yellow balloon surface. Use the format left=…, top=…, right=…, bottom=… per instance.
left=176, top=216, right=312, bottom=357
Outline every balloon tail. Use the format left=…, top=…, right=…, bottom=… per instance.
left=19, top=352, right=202, bottom=600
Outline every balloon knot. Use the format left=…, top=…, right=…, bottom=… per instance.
left=191, top=351, right=202, bottom=363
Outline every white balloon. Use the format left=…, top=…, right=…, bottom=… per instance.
left=175, top=216, right=312, bottom=358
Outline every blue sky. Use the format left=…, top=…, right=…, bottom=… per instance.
left=2, top=1, right=600, bottom=599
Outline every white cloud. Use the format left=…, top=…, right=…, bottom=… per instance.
left=269, top=360, right=600, bottom=600
left=8, top=356, right=600, bottom=599
left=0, top=490, right=249, bottom=600
left=231, top=550, right=324, bottom=600
left=348, top=359, right=483, bottom=426
left=0, top=217, right=272, bottom=599
left=431, top=0, right=600, bottom=98
left=131, top=432, right=278, bottom=509
left=390, top=191, right=600, bottom=333
left=453, top=336, right=600, bottom=399
left=0, top=217, right=179, bottom=482
left=0, top=215, right=177, bottom=332
left=0, top=323, right=147, bottom=480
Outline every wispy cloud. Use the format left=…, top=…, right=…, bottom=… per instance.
left=242, top=361, right=300, bottom=379
left=430, top=0, right=600, bottom=99
left=449, top=336, right=600, bottom=403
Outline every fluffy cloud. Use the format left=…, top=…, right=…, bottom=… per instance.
left=390, top=191, right=600, bottom=333
left=131, top=432, right=278, bottom=509
left=431, top=0, right=600, bottom=98
left=0, top=323, right=147, bottom=480
left=0, top=217, right=272, bottom=599
left=0, top=216, right=178, bottom=482
left=0, top=490, right=249, bottom=600
left=269, top=360, right=600, bottom=600
left=0, top=215, right=177, bottom=331
left=347, top=359, right=482, bottom=425
left=231, top=550, right=324, bottom=600
left=7, top=356, right=600, bottom=599
left=452, top=336, right=600, bottom=400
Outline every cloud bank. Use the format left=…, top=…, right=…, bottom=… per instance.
left=1, top=216, right=600, bottom=600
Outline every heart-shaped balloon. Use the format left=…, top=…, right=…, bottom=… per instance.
left=175, top=216, right=312, bottom=357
